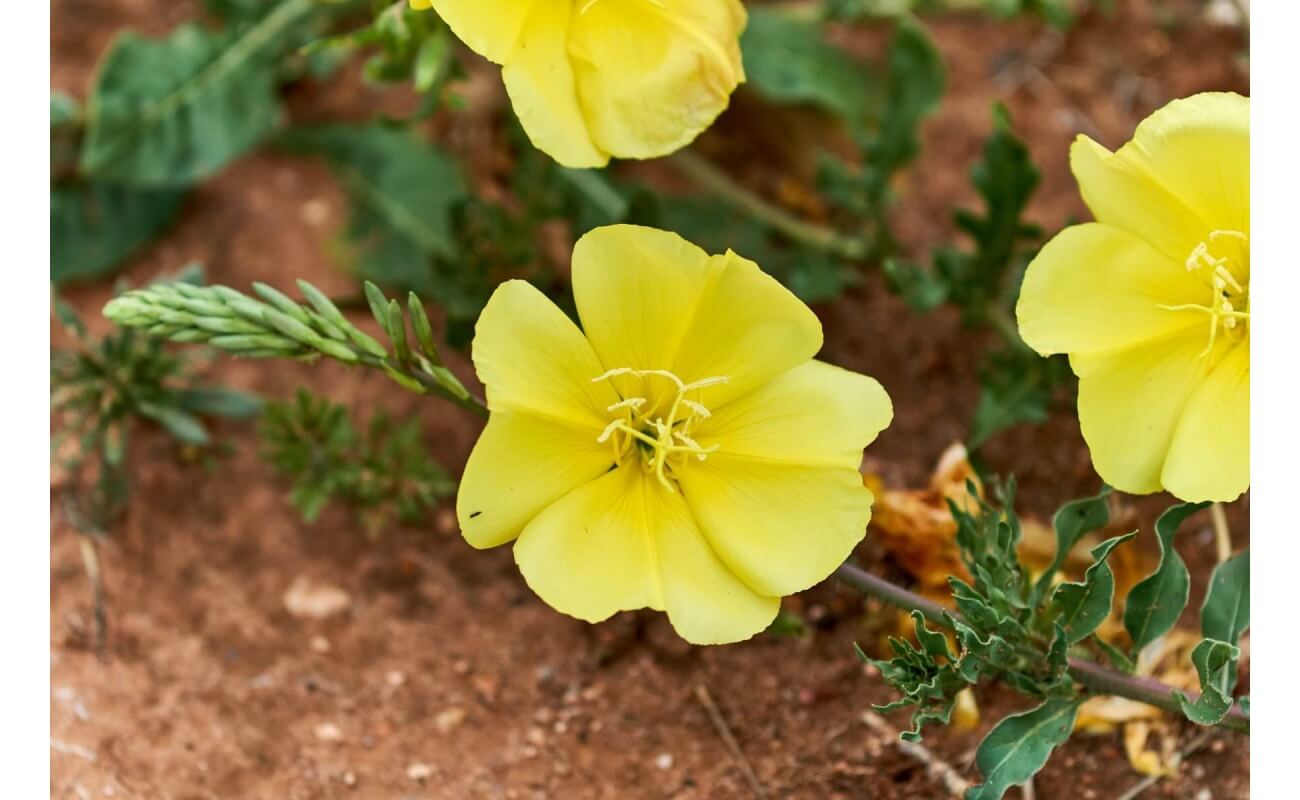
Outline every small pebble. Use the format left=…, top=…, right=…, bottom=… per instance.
left=314, top=722, right=343, bottom=742
left=525, top=727, right=547, bottom=747
left=310, top=636, right=331, bottom=654
left=407, top=763, right=433, bottom=782
left=435, top=707, right=466, bottom=734
left=655, top=753, right=674, bottom=770
left=343, top=771, right=357, bottom=788
left=385, top=670, right=406, bottom=688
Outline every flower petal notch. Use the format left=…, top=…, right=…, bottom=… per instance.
left=459, top=224, right=893, bottom=644
left=1016, top=92, right=1249, bottom=502
left=412, top=0, right=748, bottom=168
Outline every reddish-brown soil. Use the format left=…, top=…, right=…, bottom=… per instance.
left=52, top=2, right=1249, bottom=798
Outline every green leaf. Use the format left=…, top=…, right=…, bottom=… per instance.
left=1175, top=639, right=1240, bottom=726
left=740, top=8, right=876, bottom=119
left=883, top=258, right=947, bottom=312
left=1124, top=502, right=1205, bottom=655
left=51, top=90, right=81, bottom=127
left=967, top=697, right=1082, bottom=800
left=138, top=401, right=211, bottom=445
left=861, top=19, right=944, bottom=203
left=1031, top=488, right=1111, bottom=606
left=80, top=0, right=315, bottom=185
left=172, top=387, right=263, bottom=418
left=1050, top=533, right=1134, bottom=644
left=52, top=182, right=186, bottom=284
left=1201, top=549, right=1249, bottom=644
left=281, top=124, right=470, bottom=305
left=969, top=346, right=1071, bottom=448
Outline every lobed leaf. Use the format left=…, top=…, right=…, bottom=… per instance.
left=1049, top=532, right=1134, bottom=644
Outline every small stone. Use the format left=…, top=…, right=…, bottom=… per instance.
left=406, top=763, right=433, bottom=782
left=314, top=722, right=344, bottom=742
left=300, top=199, right=330, bottom=227
left=1194, top=790, right=1212, bottom=800
left=385, top=670, right=406, bottom=688
left=342, top=771, right=357, bottom=788
left=310, top=636, right=331, bottom=654
left=472, top=674, right=500, bottom=703
left=525, top=727, right=547, bottom=747
left=435, top=707, right=466, bottom=734
left=284, top=577, right=351, bottom=620
left=435, top=508, right=458, bottom=536
left=452, top=659, right=471, bottom=675
left=655, top=753, right=674, bottom=770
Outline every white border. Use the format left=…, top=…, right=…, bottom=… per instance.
left=1250, top=0, right=1290, bottom=790
left=8, top=0, right=52, bottom=796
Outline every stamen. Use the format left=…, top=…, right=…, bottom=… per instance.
left=590, top=366, right=728, bottom=489
left=1160, top=230, right=1249, bottom=362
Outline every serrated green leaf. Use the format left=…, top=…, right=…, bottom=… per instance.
left=1202, top=549, right=1249, bottom=644
left=1050, top=532, right=1134, bottom=644
left=1124, top=502, right=1205, bottom=655
left=1031, top=488, right=1111, bottom=606
left=861, top=19, right=944, bottom=201
left=52, top=182, right=186, bottom=284
left=967, top=697, right=1081, bottom=800
left=741, top=8, right=876, bottom=119
left=81, top=0, right=315, bottom=185
left=1176, top=638, right=1240, bottom=726
left=969, top=345, right=1070, bottom=448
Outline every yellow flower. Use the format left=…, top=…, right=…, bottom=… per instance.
left=409, top=0, right=747, bottom=168
left=458, top=224, right=892, bottom=644
left=1016, top=92, right=1249, bottom=502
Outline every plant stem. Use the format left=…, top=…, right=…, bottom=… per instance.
left=833, top=563, right=1250, bottom=735
left=668, top=150, right=871, bottom=261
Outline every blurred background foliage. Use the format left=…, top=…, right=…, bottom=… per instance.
left=51, top=0, right=1089, bottom=454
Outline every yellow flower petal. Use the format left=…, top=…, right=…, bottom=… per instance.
left=514, top=465, right=664, bottom=622
left=677, top=455, right=873, bottom=597
left=1161, top=342, right=1249, bottom=502
left=457, top=411, right=615, bottom=549
left=514, top=465, right=777, bottom=643
left=472, top=279, right=617, bottom=428
left=1069, top=93, right=1249, bottom=265
left=425, top=0, right=532, bottom=64
left=571, top=224, right=718, bottom=375
left=569, top=0, right=746, bottom=160
left=694, top=360, right=892, bottom=469
left=1120, top=93, right=1250, bottom=247
left=1017, top=223, right=1207, bottom=356
left=672, top=250, right=823, bottom=409
left=1071, top=333, right=1230, bottom=495
left=501, top=0, right=608, bottom=168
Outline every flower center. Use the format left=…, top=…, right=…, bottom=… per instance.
left=591, top=367, right=728, bottom=492
left=1158, top=229, right=1250, bottom=360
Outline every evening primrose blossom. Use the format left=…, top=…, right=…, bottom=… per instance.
left=458, top=224, right=892, bottom=644
left=409, top=0, right=747, bottom=168
left=1016, top=92, right=1249, bottom=502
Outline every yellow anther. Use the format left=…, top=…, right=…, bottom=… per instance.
left=1160, top=231, right=1250, bottom=363
left=590, top=366, right=727, bottom=489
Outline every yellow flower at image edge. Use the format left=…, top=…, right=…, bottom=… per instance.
left=1016, top=92, right=1249, bottom=503
left=458, top=225, right=892, bottom=644
left=409, top=0, right=747, bottom=168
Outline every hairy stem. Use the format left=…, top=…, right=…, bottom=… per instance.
left=669, top=150, right=871, bottom=261
left=833, top=563, right=1249, bottom=735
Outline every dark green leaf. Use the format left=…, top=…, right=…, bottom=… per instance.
left=861, top=19, right=944, bottom=203
left=52, top=182, right=186, bottom=284
left=969, top=346, right=1070, bottom=448
left=1050, top=533, right=1134, bottom=644
left=883, top=258, right=948, bottom=312
left=1124, top=502, right=1205, bottom=655
left=1175, top=638, right=1240, bottom=725
left=172, top=387, right=263, bottom=418
left=138, top=401, right=211, bottom=445
left=741, top=8, right=876, bottom=119
left=967, top=697, right=1082, bottom=800
left=1201, top=549, right=1249, bottom=644
left=80, top=1, right=314, bottom=184
left=1031, top=488, right=1111, bottom=606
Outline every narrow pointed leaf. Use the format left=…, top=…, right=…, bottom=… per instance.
left=1031, top=487, right=1110, bottom=606
left=1123, top=502, right=1204, bottom=655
